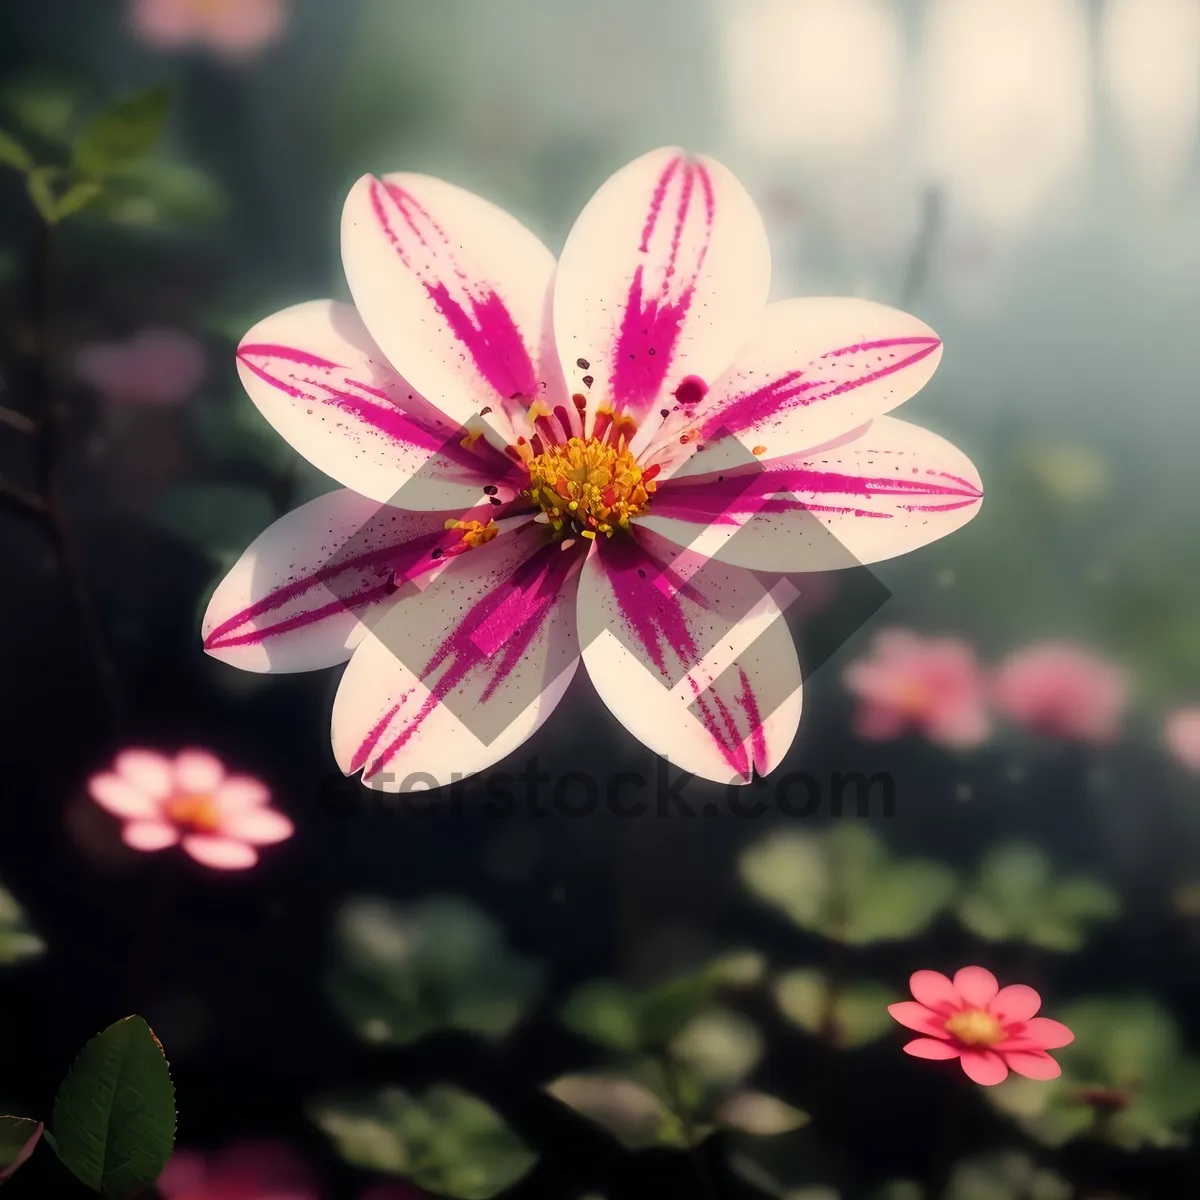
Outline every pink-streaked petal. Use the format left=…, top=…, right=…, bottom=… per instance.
left=0, top=1119, right=42, bottom=1184
left=88, top=772, right=161, bottom=819
left=577, top=527, right=803, bottom=786
left=555, top=147, right=771, bottom=442
left=341, top=173, right=557, bottom=446
left=959, top=1049, right=1009, bottom=1086
left=332, top=524, right=581, bottom=790
left=214, top=775, right=271, bottom=811
left=641, top=417, right=982, bottom=571
left=173, top=749, right=226, bottom=794
left=643, top=297, right=943, bottom=477
left=218, top=807, right=294, bottom=845
left=112, top=749, right=175, bottom=799
left=953, top=966, right=1000, bottom=1008
left=909, top=970, right=961, bottom=1013
left=181, top=835, right=258, bottom=871
left=888, top=1001, right=952, bottom=1039
left=122, top=821, right=180, bottom=852
left=902, top=1038, right=961, bottom=1060
left=1003, top=1050, right=1062, bottom=1080
left=202, top=489, right=500, bottom=673
left=237, top=300, right=513, bottom=508
left=1007, top=1017, right=1075, bottom=1050
left=989, top=984, right=1043, bottom=1024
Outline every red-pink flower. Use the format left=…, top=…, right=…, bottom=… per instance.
left=159, top=1139, right=318, bottom=1199
left=1164, top=707, right=1200, bottom=773
left=992, top=642, right=1128, bottom=743
left=76, top=330, right=207, bottom=406
left=88, top=749, right=292, bottom=870
left=888, top=966, right=1074, bottom=1086
left=843, top=628, right=990, bottom=748
left=129, top=0, right=288, bottom=60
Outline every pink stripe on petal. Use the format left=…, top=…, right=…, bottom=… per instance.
left=1003, top=1050, right=1062, bottom=1080
left=903, top=1038, right=961, bottom=1060
left=888, top=1001, right=952, bottom=1038
left=959, top=1049, right=1009, bottom=1086
left=220, top=808, right=294, bottom=845
left=953, top=966, right=1000, bottom=1008
left=173, top=750, right=226, bottom=794
left=89, top=773, right=160, bottom=819
left=123, top=821, right=180, bottom=852
left=182, top=836, right=258, bottom=871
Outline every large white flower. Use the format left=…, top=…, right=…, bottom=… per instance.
left=202, top=149, right=982, bottom=789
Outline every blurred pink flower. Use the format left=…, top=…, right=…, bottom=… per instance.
left=1164, top=707, right=1200, bottom=773
left=159, top=1139, right=318, bottom=1199
left=76, top=330, right=207, bottom=406
left=842, top=628, right=991, bottom=748
left=129, top=0, right=289, bottom=60
left=88, top=748, right=292, bottom=870
left=889, top=966, right=1074, bottom=1086
left=992, top=642, right=1128, bottom=743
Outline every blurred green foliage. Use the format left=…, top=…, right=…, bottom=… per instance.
left=773, top=970, right=899, bottom=1049
left=988, top=997, right=1200, bottom=1149
left=310, top=1084, right=536, bottom=1200
left=0, top=884, right=44, bottom=966
left=956, top=843, right=1120, bottom=952
left=740, top=826, right=957, bottom=945
left=328, top=895, right=543, bottom=1047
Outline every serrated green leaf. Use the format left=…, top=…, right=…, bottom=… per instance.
left=0, top=130, right=32, bottom=173
left=73, top=85, right=170, bottom=180
left=49, top=1016, right=175, bottom=1198
left=0, top=1117, right=42, bottom=1185
left=311, top=1085, right=535, bottom=1200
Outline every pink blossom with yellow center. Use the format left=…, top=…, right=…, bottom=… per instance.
left=888, top=965, right=1074, bottom=1086
left=129, top=0, right=288, bottom=61
left=1164, top=707, right=1200, bottom=773
left=992, top=642, right=1128, bottom=743
left=88, top=748, right=292, bottom=871
left=842, top=628, right=991, bottom=748
left=158, top=1139, right=317, bottom=1198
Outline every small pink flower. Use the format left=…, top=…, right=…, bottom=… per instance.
left=77, top=330, right=207, bottom=406
left=1164, top=707, right=1200, bottom=773
left=843, top=628, right=991, bottom=748
left=129, top=0, right=288, bottom=60
left=88, top=748, right=292, bottom=870
left=992, top=642, right=1128, bottom=743
left=888, top=966, right=1074, bottom=1086
left=159, top=1139, right=318, bottom=1199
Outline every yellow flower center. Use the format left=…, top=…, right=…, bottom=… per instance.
left=444, top=518, right=498, bottom=552
left=524, top=437, right=656, bottom=541
left=943, top=1008, right=1004, bottom=1047
left=165, top=792, right=223, bottom=834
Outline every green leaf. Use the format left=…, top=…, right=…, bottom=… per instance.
left=0, top=1117, right=42, bottom=1185
left=25, top=167, right=59, bottom=224
left=311, top=1085, right=536, bottom=1200
left=328, top=895, right=543, bottom=1047
left=1, top=75, right=80, bottom=144
left=774, top=971, right=899, bottom=1048
left=715, top=1092, right=809, bottom=1136
left=945, top=1151, right=1071, bottom=1200
left=53, top=180, right=102, bottom=222
left=49, top=1016, right=175, bottom=1199
left=669, top=1009, right=763, bottom=1090
left=560, top=982, right=642, bottom=1052
left=0, top=884, right=44, bottom=966
left=73, top=85, right=170, bottom=180
left=545, top=1074, right=680, bottom=1150
left=0, top=130, right=32, bottom=173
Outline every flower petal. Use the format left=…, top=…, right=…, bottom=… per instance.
left=1008, top=1017, right=1076, bottom=1050
left=644, top=297, right=943, bottom=476
left=909, top=970, right=961, bottom=1012
left=554, top=147, right=771, bottom=440
left=888, top=1001, right=952, bottom=1039
left=237, top=300, right=514, bottom=507
left=332, top=524, right=581, bottom=789
left=112, top=749, right=175, bottom=799
left=182, top=836, right=258, bottom=870
left=959, top=1049, right=1009, bottom=1086
left=173, top=750, right=226, bottom=794
left=341, top=173, right=557, bottom=444
left=903, top=1038, right=961, bottom=1060
left=577, top=527, right=803, bottom=785
left=1003, top=1049, right=1062, bottom=1080
left=953, top=966, right=1000, bottom=1008
left=640, top=417, right=982, bottom=571
left=214, top=775, right=271, bottom=811
left=89, top=772, right=160, bottom=819
left=989, top=983, right=1043, bottom=1024
left=203, top=489, right=494, bottom=673
left=122, top=821, right=180, bottom=852
left=219, top=808, right=294, bottom=845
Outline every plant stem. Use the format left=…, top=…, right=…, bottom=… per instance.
left=660, top=1050, right=722, bottom=1200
